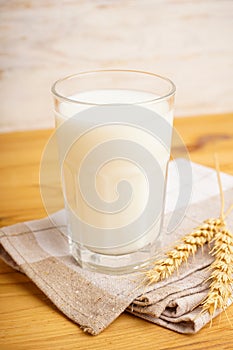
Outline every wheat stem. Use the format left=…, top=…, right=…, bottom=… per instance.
left=214, top=153, right=225, bottom=221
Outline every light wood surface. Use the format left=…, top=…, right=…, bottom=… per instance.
left=0, top=114, right=233, bottom=350
left=1, top=1, right=233, bottom=132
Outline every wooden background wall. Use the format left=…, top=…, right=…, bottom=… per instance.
left=0, top=0, right=232, bottom=131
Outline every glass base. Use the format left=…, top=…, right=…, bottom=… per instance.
left=70, top=241, right=161, bottom=275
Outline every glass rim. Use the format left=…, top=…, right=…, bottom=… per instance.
left=51, top=69, right=176, bottom=106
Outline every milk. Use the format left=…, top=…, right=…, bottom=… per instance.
left=55, top=90, right=173, bottom=255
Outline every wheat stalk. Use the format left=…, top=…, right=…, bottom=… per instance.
left=200, top=155, right=233, bottom=318
left=201, top=228, right=233, bottom=316
left=145, top=218, right=224, bottom=284
left=144, top=155, right=229, bottom=285
left=142, top=155, right=233, bottom=328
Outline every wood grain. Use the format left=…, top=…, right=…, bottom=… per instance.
left=0, top=114, right=233, bottom=350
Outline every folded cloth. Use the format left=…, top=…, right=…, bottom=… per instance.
left=0, top=161, right=233, bottom=335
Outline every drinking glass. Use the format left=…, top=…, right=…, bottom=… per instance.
left=51, top=69, right=176, bottom=274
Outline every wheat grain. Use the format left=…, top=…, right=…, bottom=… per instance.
left=145, top=218, right=224, bottom=284
left=201, top=228, right=233, bottom=316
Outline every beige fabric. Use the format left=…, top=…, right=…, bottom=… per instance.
left=0, top=161, right=233, bottom=335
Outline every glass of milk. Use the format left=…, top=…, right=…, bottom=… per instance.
left=51, top=70, right=176, bottom=274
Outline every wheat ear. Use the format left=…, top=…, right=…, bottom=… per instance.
left=145, top=218, right=224, bottom=284
left=144, top=154, right=231, bottom=287
left=201, top=228, right=233, bottom=316
left=200, top=155, right=233, bottom=318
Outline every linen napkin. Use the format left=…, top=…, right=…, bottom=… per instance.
left=0, top=160, right=233, bottom=335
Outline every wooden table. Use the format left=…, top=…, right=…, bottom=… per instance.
left=0, top=114, right=233, bottom=350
